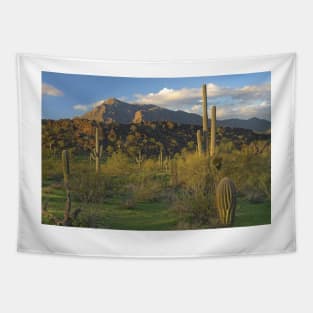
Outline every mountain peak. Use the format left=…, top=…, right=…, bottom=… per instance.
left=105, top=97, right=123, bottom=105
left=78, top=98, right=270, bottom=131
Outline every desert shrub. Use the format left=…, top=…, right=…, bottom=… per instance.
left=142, top=158, right=158, bottom=174
left=219, top=149, right=270, bottom=202
left=212, top=155, right=223, bottom=171
left=42, top=158, right=63, bottom=182
left=104, top=152, right=135, bottom=177
left=216, top=139, right=236, bottom=154
left=240, top=168, right=270, bottom=202
left=258, top=171, right=271, bottom=199
left=119, top=181, right=163, bottom=210
left=119, top=196, right=137, bottom=210
left=122, top=166, right=165, bottom=204
left=169, top=152, right=218, bottom=228
left=171, top=190, right=216, bottom=229
left=133, top=178, right=163, bottom=202
left=177, top=152, right=216, bottom=195
left=72, top=207, right=102, bottom=228
left=115, top=157, right=168, bottom=208
left=70, top=166, right=112, bottom=203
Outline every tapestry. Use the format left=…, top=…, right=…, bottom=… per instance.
left=17, top=53, right=296, bottom=257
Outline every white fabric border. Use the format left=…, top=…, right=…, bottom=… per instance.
left=16, top=53, right=296, bottom=258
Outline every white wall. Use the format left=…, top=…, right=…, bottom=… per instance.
left=0, top=1, right=311, bottom=312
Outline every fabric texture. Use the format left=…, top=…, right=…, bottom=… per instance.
left=17, top=53, right=296, bottom=257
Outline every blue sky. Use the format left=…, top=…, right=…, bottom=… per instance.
left=42, top=71, right=271, bottom=120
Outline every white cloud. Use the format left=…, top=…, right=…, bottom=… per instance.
left=73, top=100, right=105, bottom=111
left=42, top=83, right=63, bottom=96
left=72, top=83, right=270, bottom=120
left=73, top=104, right=89, bottom=111
left=134, top=83, right=269, bottom=104
left=132, top=82, right=270, bottom=119
left=74, top=98, right=128, bottom=111
left=92, top=100, right=105, bottom=108
left=217, top=101, right=270, bottom=120
left=191, top=104, right=201, bottom=113
left=133, top=87, right=201, bottom=107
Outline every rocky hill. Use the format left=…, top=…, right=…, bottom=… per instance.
left=42, top=119, right=270, bottom=158
left=77, top=98, right=271, bottom=132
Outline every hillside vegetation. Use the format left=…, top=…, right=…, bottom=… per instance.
left=42, top=119, right=271, bottom=230
left=42, top=119, right=270, bottom=159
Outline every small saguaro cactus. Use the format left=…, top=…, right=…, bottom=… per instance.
left=89, top=152, right=93, bottom=166
left=196, top=129, right=202, bottom=156
left=159, top=147, right=164, bottom=170
left=216, top=177, right=236, bottom=226
left=90, top=126, right=103, bottom=174
left=49, top=142, right=53, bottom=152
left=164, top=156, right=170, bottom=172
left=62, top=150, right=71, bottom=225
left=62, top=150, right=70, bottom=186
left=136, top=151, right=144, bottom=168
left=48, top=142, right=56, bottom=159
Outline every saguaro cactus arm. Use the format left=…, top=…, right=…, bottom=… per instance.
left=90, top=151, right=96, bottom=161
left=196, top=129, right=202, bottom=156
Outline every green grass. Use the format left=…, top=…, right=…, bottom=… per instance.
left=42, top=148, right=271, bottom=230
left=234, top=198, right=271, bottom=227
left=42, top=183, right=270, bottom=230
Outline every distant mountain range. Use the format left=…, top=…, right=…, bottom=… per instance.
left=76, top=98, right=271, bottom=132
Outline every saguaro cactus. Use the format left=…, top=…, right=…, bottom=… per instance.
left=210, top=105, right=216, bottom=157
left=202, top=84, right=209, bottom=154
left=62, top=150, right=71, bottom=225
left=95, top=127, right=100, bottom=173
left=90, top=126, right=102, bottom=174
left=216, top=177, right=236, bottom=226
left=164, top=156, right=170, bottom=172
left=196, top=129, right=202, bottom=156
left=159, top=147, right=164, bottom=170
left=136, top=151, right=144, bottom=168
left=62, top=150, right=70, bottom=185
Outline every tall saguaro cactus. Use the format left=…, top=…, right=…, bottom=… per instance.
left=62, top=150, right=71, bottom=225
left=202, top=84, right=209, bottom=154
left=210, top=105, right=216, bottom=157
left=196, top=129, right=202, bottom=156
left=216, top=177, right=236, bottom=226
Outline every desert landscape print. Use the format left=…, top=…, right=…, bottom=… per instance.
left=42, top=71, right=271, bottom=230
